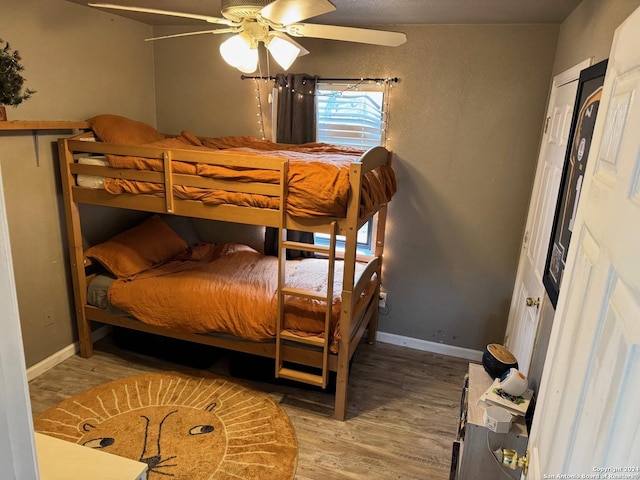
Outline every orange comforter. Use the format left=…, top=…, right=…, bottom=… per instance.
left=102, top=134, right=397, bottom=218
left=107, top=243, right=375, bottom=353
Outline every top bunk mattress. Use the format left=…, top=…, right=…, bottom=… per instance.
left=71, top=115, right=397, bottom=218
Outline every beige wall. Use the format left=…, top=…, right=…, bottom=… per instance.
left=153, top=23, right=559, bottom=351
left=0, top=0, right=156, bottom=366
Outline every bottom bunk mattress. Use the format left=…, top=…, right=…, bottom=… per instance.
left=87, top=242, right=376, bottom=353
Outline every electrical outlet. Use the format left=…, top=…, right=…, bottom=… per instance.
left=43, top=308, right=55, bottom=327
left=379, top=292, right=387, bottom=308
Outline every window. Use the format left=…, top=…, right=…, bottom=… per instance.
left=314, top=82, right=387, bottom=253
left=316, top=83, right=386, bottom=149
left=314, top=217, right=374, bottom=254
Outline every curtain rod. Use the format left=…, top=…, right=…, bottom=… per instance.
left=240, top=75, right=399, bottom=83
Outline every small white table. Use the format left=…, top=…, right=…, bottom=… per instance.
left=36, top=432, right=147, bottom=480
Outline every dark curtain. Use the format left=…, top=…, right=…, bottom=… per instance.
left=275, top=73, right=317, bottom=144
left=264, top=73, right=317, bottom=259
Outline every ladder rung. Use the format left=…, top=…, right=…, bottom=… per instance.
left=277, top=367, right=324, bottom=387
left=281, top=286, right=328, bottom=301
left=282, top=240, right=331, bottom=255
left=276, top=222, right=336, bottom=391
left=280, top=330, right=326, bottom=347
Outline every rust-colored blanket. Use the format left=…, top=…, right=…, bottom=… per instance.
left=102, top=134, right=396, bottom=218
left=107, top=243, right=375, bottom=353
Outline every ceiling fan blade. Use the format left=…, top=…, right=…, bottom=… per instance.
left=286, top=23, right=406, bottom=47
left=88, top=3, right=236, bottom=26
left=145, top=29, right=235, bottom=42
left=259, top=0, right=335, bottom=26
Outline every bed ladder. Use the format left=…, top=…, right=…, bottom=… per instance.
left=275, top=222, right=338, bottom=389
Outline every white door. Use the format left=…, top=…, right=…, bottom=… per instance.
left=504, top=59, right=591, bottom=376
left=527, top=6, right=640, bottom=477
left=0, top=164, right=40, bottom=479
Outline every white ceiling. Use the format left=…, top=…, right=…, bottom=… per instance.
left=66, top=0, right=583, bottom=26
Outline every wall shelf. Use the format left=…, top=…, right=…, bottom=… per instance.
left=0, top=120, right=89, bottom=130
left=0, top=120, right=89, bottom=167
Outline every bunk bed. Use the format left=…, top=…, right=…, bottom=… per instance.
left=58, top=114, right=396, bottom=420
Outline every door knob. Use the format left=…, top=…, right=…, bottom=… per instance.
left=526, top=297, right=540, bottom=307
left=499, top=448, right=529, bottom=475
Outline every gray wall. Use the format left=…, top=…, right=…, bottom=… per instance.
left=0, top=0, right=156, bottom=366
left=152, top=24, right=559, bottom=351
left=7, top=0, right=635, bottom=368
left=552, top=0, right=640, bottom=75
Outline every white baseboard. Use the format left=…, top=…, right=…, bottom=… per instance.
left=26, top=326, right=112, bottom=381
left=26, top=327, right=481, bottom=380
left=376, top=331, right=483, bottom=362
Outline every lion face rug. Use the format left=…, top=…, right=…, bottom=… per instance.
left=34, top=371, right=297, bottom=479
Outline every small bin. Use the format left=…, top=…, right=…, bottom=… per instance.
left=483, top=406, right=514, bottom=434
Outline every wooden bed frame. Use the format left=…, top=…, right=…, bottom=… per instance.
left=57, top=131, right=390, bottom=420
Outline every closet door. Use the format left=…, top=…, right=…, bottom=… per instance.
left=504, top=59, right=590, bottom=375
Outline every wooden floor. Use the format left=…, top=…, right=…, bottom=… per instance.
left=29, top=335, right=472, bottom=480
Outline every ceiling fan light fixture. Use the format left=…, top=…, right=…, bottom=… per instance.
left=219, top=32, right=258, bottom=73
left=90, top=1, right=407, bottom=72
left=236, top=48, right=259, bottom=73
left=266, top=34, right=300, bottom=70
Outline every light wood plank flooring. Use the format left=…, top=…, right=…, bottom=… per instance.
left=29, top=335, right=472, bottom=479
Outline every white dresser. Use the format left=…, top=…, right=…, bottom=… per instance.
left=36, top=432, right=147, bottom=480
left=450, top=363, right=529, bottom=480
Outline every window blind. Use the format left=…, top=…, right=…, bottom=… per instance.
left=315, top=84, right=385, bottom=149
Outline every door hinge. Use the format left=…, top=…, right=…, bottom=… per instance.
left=544, top=116, right=550, bottom=134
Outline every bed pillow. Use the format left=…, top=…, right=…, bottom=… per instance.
left=76, top=155, right=109, bottom=189
left=86, top=114, right=165, bottom=145
left=161, top=214, right=201, bottom=246
left=85, top=215, right=188, bottom=278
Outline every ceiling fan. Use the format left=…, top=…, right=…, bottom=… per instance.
left=89, top=0, right=407, bottom=73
